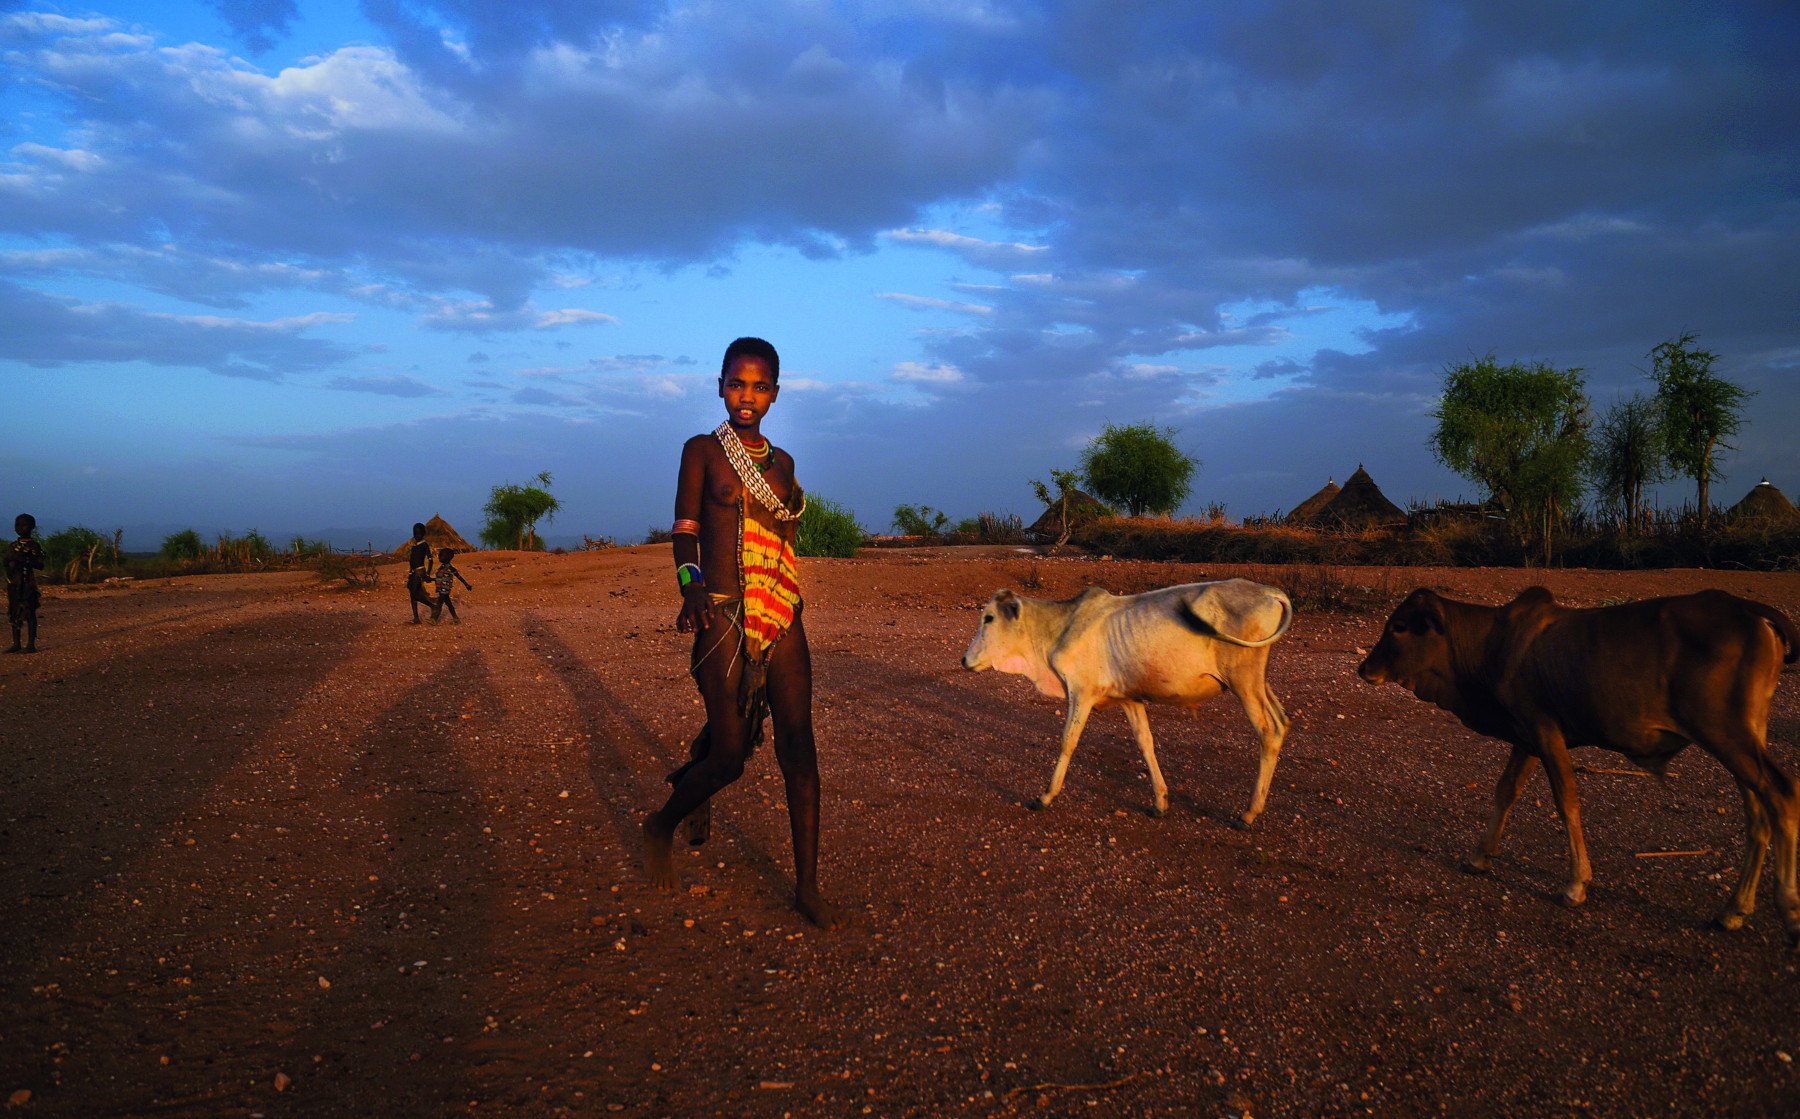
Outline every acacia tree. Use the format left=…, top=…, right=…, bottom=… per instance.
left=1587, top=395, right=1669, bottom=531
left=1431, top=356, right=1590, bottom=563
left=1648, top=333, right=1750, bottom=525
left=1080, top=423, right=1197, bottom=517
left=481, top=471, right=560, bottom=550
left=1029, top=467, right=1086, bottom=548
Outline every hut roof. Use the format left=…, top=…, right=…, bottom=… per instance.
left=1026, top=489, right=1113, bottom=541
left=1727, top=479, right=1800, bottom=524
left=1286, top=478, right=1339, bottom=525
left=1313, top=465, right=1407, bottom=529
left=392, top=514, right=475, bottom=557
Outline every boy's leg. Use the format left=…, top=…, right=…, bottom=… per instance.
left=407, top=573, right=423, bottom=622
left=445, top=598, right=459, bottom=622
left=666, top=725, right=715, bottom=844
left=644, top=625, right=752, bottom=888
left=766, top=615, right=841, bottom=928
left=24, top=609, right=36, bottom=652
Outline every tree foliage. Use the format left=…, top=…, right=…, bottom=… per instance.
left=1431, top=356, right=1590, bottom=561
left=797, top=496, right=864, bottom=558
left=1648, top=332, right=1750, bottom=523
left=161, top=528, right=204, bottom=561
left=1029, top=467, right=1087, bottom=548
left=481, top=471, right=560, bottom=550
left=1587, top=395, right=1669, bottom=531
left=43, top=525, right=104, bottom=575
left=1079, top=424, right=1197, bottom=517
left=892, top=504, right=951, bottom=537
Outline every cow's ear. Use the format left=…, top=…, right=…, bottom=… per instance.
left=996, top=589, right=1022, bottom=621
left=1418, top=594, right=1446, bottom=634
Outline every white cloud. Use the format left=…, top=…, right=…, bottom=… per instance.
left=885, top=227, right=1048, bottom=268
left=876, top=292, right=993, bottom=315
left=892, top=361, right=964, bottom=384
left=533, top=308, right=619, bottom=328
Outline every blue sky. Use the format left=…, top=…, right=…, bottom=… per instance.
left=4, top=0, right=1797, bottom=548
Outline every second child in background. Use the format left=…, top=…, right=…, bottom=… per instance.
left=432, top=548, right=472, bottom=624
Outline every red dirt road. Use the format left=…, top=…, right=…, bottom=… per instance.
left=3, top=547, right=1798, bottom=1117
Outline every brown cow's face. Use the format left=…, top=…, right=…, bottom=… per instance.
left=962, top=589, right=1023, bottom=671
left=1358, top=591, right=1449, bottom=693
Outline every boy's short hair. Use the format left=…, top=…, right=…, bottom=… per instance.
left=413, top=522, right=428, bottom=537
left=438, top=547, right=455, bottom=562
left=721, top=337, right=779, bottom=383
left=15, top=513, right=35, bottom=535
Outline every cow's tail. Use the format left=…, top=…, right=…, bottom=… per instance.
left=1194, top=590, right=1294, bottom=649
left=1747, top=600, right=1800, bottom=665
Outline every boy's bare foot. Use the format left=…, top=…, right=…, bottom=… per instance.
left=680, top=802, right=711, bottom=846
left=795, top=887, right=844, bottom=929
left=641, top=815, right=678, bottom=890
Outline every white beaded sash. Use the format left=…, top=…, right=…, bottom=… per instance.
left=714, top=421, right=805, bottom=522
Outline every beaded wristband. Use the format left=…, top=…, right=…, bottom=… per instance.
left=675, top=562, right=703, bottom=589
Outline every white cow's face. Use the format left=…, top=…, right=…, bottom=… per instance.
left=962, top=590, right=1024, bottom=671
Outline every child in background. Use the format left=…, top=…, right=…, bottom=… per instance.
left=6, top=513, right=45, bottom=653
left=431, top=547, right=472, bottom=624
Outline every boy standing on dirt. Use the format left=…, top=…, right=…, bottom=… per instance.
left=405, top=522, right=435, bottom=624
left=6, top=513, right=44, bottom=653
left=430, top=547, right=472, bottom=624
left=643, top=337, right=841, bottom=928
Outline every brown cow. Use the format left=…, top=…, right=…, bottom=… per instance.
left=1358, top=585, right=1800, bottom=946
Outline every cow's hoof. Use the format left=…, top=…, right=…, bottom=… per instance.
left=1027, top=798, right=1050, bottom=812
left=1711, top=910, right=1747, bottom=932
left=1556, top=885, right=1588, bottom=908
left=1146, top=805, right=1167, bottom=819
left=1459, top=858, right=1492, bottom=876
left=1230, top=815, right=1256, bottom=833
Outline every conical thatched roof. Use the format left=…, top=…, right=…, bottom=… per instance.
left=1727, top=479, right=1800, bottom=525
left=1286, top=478, right=1339, bottom=524
left=392, top=514, right=474, bottom=557
left=1026, top=489, right=1113, bottom=541
left=1313, top=465, right=1407, bottom=529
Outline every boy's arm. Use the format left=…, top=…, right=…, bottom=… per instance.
left=673, top=436, right=712, bottom=633
left=457, top=571, right=473, bottom=589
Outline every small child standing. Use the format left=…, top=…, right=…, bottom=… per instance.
left=431, top=547, right=472, bottom=624
left=7, top=513, right=45, bottom=653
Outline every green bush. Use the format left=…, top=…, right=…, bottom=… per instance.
left=162, top=528, right=205, bottom=561
left=893, top=503, right=950, bottom=537
left=797, top=496, right=864, bottom=558
left=44, top=525, right=104, bottom=577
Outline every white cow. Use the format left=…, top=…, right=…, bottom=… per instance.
left=962, top=579, right=1293, bottom=827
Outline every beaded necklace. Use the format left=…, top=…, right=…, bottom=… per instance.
left=714, top=422, right=805, bottom=522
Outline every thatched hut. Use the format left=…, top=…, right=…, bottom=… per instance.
left=1026, top=489, right=1113, bottom=542
left=392, top=514, right=475, bottom=558
left=1312, top=466, right=1407, bottom=530
left=1286, top=478, right=1339, bottom=525
left=1727, top=479, right=1800, bottom=525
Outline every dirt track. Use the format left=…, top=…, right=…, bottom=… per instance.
left=3, top=547, right=1798, bottom=1117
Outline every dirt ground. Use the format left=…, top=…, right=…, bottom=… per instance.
left=3, top=546, right=1798, bottom=1118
